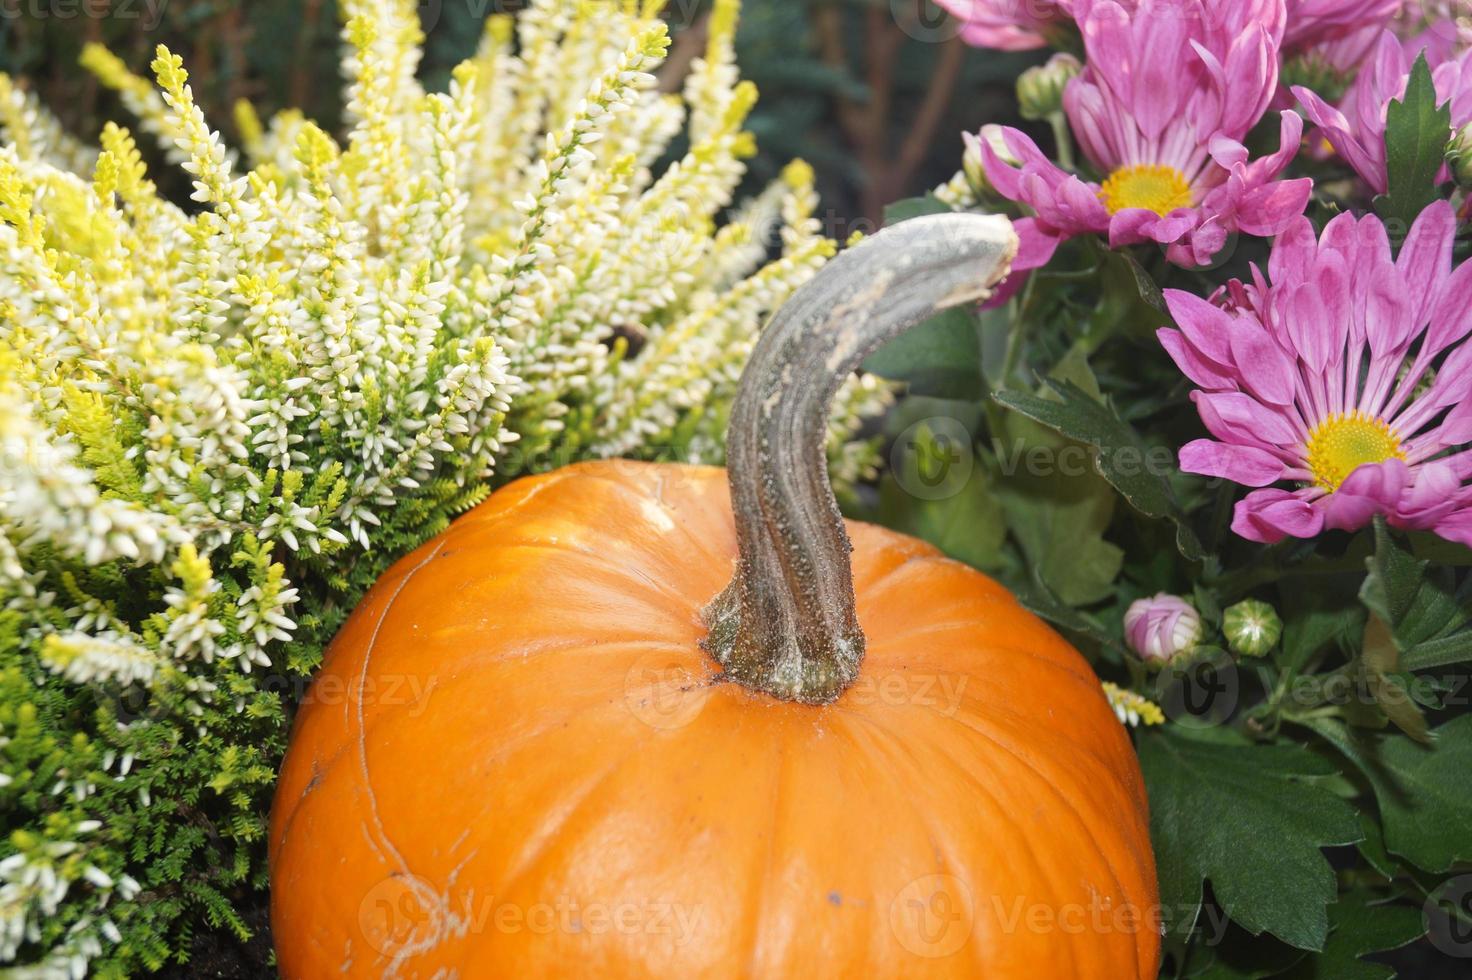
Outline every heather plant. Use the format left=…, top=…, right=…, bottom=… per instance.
left=0, top=0, right=890, bottom=972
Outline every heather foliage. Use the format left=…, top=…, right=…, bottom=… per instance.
left=0, top=1, right=885, bottom=972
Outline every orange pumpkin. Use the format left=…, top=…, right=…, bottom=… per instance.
left=269, top=214, right=1159, bottom=978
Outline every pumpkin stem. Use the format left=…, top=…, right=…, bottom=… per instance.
left=702, top=213, right=1018, bottom=704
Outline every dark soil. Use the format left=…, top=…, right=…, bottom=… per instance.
left=156, top=890, right=274, bottom=979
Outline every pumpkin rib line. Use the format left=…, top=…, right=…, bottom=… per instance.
left=933, top=710, right=1147, bottom=979
left=893, top=685, right=1137, bottom=785
left=452, top=469, right=581, bottom=531
left=487, top=721, right=668, bottom=906
left=561, top=467, right=733, bottom=569
left=741, top=724, right=789, bottom=978
left=865, top=626, right=1100, bottom=688
left=449, top=538, right=704, bottom=621
left=351, top=538, right=451, bottom=874
left=853, top=708, right=1095, bottom=976
left=850, top=551, right=946, bottom=601
left=838, top=709, right=1028, bottom=973
left=284, top=637, right=718, bottom=841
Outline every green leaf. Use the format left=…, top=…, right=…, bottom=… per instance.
left=1374, top=53, right=1453, bottom=233
left=1279, top=894, right=1425, bottom=980
left=1185, top=923, right=1306, bottom=979
left=882, top=194, right=952, bottom=227
left=1360, top=520, right=1472, bottom=672
left=1140, top=731, right=1362, bottom=950
left=877, top=452, right=1005, bottom=570
left=1279, top=585, right=1363, bottom=678
left=1009, top=571, right=1122, bottom=652
left=993, top=378, right=1205, bottom=560
left=1360, top=614, right=1430, bottom=743
left=864, top=307, right=985, bottom=399
left=1308, top=715, right=1472, bottom=872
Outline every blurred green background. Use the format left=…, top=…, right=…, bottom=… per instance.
left=0, top=0, right=1038, bottom=226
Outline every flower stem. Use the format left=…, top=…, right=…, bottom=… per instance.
left=702, top=214, right=1018, bottom=703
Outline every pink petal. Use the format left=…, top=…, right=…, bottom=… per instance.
left=1425, top=252, right=1472, bottom=356
left=1320, top=459, right=1410, bottom=532
left=1268, top=216, right=1319, bottom=286
left=1396, top=200, right=1457, bottom=325
left=1227, top=316, right=1298, bottom=405
left=1233, top=488, right=1325, bottom=543
left=1179, top=439, right=1288, bottom=486
left=1195, top=390, right=1303, bottom=447
left=1158, top=328, right=1238, bottom=390
left=1163, top=289, right=1237, bottom=365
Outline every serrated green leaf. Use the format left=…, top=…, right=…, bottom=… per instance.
left=864, top=307, right=985, bottom=399
left=1185, top=923, right=1306, bottom=979
left=1279, top=893, right=1425, bottom=980
left=1361, top=520, right=1472, bottom=672
left=1374, top=53, right=1453, bottom=233
left=993, top=378, right=1205, bottom=560
left=1308, top=716, right=1472, bottom=873
left=1140, top=731, right=1362, bottom=950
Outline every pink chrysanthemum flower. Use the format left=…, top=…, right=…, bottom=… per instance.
left=936, top=0, right=1086, bottom=52
left=1283, top=0, right=1403, bottom=55
left=1296, top=30, right=1472, bottom=194
left=1159, top=202, right=1472, bottom=547
left=980, top=0, right=1312, bottom=276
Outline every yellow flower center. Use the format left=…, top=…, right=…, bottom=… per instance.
left=1305, top=412, right=1406, bottom=492
left=1098, top=164, right=1194, bottom=216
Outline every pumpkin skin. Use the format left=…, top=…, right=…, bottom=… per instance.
left=269, top=459, right=1159, bottom=978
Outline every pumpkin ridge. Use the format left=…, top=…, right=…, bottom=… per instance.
left=916, top=721, right=1097, bottom=976
left=484, top=722, right=668, bottom=911
left=456, top=538, right=702, bottom=616
left=935, top=691, right=1144, bottom=802
left=928, top=709, right=1150, bottom=975
left=561, top=466, right=736, bottom=570
left=350, top=537, right=450, bottom=872
left=452, top=468, right=582, bottom=530
left=739, top=722, right=790, bottom=976
left=862, top=627, right=1107, bottom=696
left=835, top=709, right=1021, bottom=974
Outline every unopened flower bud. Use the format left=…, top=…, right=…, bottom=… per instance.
left=1018, top=53, right=1081, bottom=121
left=1124, top=593, right=1202, bottom=667
left=1222, top=599, right=1282, bottom=658
left=1449, top=122, right=1472, bottom=188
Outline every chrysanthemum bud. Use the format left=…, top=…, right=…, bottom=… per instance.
left=1124, top=593, right=1202, bottom=668
left=1222, top=599, right=1282, bottom=658
left=1018, top=53, right=1082, bottom=121
left=1448, top=122, right=1472, bottom=188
